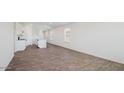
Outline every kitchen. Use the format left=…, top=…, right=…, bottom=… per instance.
left=15, top=23, right=47, bottom=52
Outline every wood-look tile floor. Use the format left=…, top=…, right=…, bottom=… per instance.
left=6, top=44, right=124, bottom=71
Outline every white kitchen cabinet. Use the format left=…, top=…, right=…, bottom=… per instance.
left=15, top=40, right=26, bottom=52
left=37, top=39, right=47, bottom=48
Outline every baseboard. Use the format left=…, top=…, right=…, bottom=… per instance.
left=0, top=53, right=14, bottom=71
left=0, top=68, right=5, bottom=71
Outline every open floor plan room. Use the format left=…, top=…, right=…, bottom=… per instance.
left=0, top=22, right=124, bottom=71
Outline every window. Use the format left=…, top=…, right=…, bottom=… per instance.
left=64, top=28, right=71, bottom=42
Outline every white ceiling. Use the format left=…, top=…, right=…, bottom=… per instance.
left=19, top=22, right=71, bottom=31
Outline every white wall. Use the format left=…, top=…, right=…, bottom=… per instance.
left=15, top=23, right=24, bottom=40
left=0, top=22, right=14, bottom=70
left=32, top=24, right=44, bottom=44
left=48, top=23, right=124, bottom=64
left=24, top=24, right=33, bottom=45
